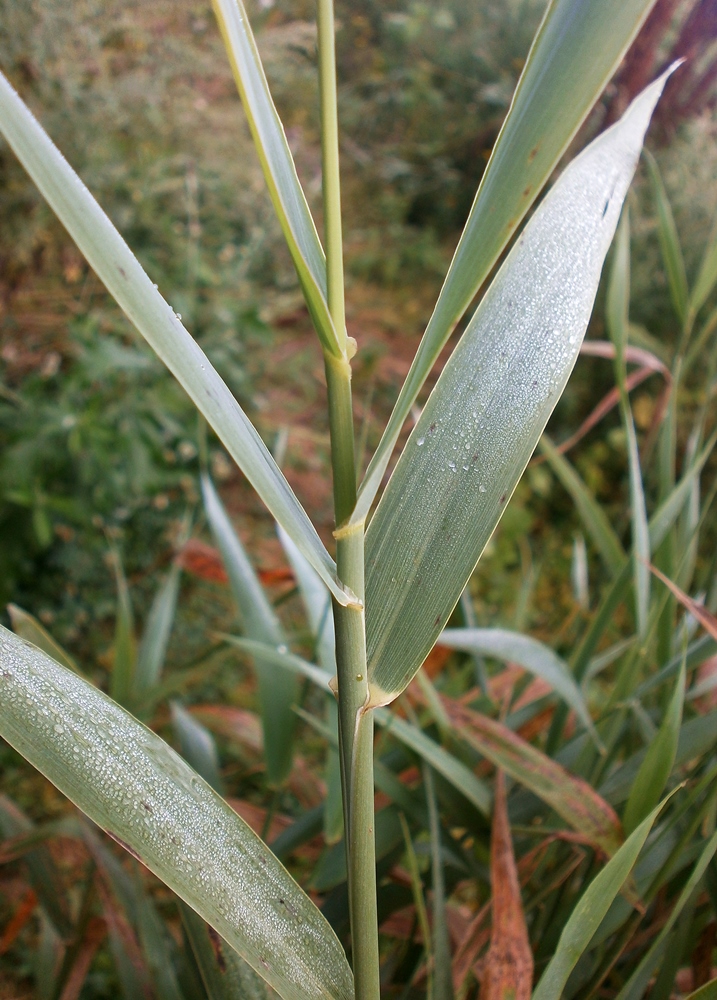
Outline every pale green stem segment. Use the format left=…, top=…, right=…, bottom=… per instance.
left=316, top=5, right=379, bottom=994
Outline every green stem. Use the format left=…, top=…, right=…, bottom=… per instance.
left=317, top=5, right=379, bottom=994
left=317, top=0, right=346, bottom=346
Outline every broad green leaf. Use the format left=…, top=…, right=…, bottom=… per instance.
left=7, top=603, right=81, bottom=675
left=181, top=901, right=279, bottom=1000
left=645, top=151, right=688, bottom=325
left=0, top=627, right=353, bottom=1000
left=539, top=437, right=626, bottom=576
left=531, top=796, right=671, bottom=1000
left=615, top=831, right=717, bottom=1000
left=447, top=701, right=622, bottom=856
left=110, top=549, right=137, bottom=707
left=622, top=657, right=685, bottom=835
left=353, top=0, right=662, bottom=522
left=211, top=0, right=342, bottom=359
left=171, top=702, right=225, bottom=796
left=134, top=564, right=182, bottom=700
left=202, top=474, right=298, bottom=787
left=439, top=627, right=596, bottom=741
left=365, top=73, right=671, bottom=706
left=0, top=71, right=352, bottom=609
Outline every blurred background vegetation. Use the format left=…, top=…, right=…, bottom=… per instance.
left=2, top=0, right=717, bottom=996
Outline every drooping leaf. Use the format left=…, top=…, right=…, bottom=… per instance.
left=438, top=627, right=596, bottom=741
left=482, top=772, right=532, bottom=1000
left=0, top=627, right=353, bottom=1000
left=210, top=0, right=343, bottom=359
left=622, top=656, right=685, bottom=835
left=446, top=700, right=622, bottom=856
left=202, top=474, right=298, bottom=787
left=353, top=0, right=662, bottom=522
left=530, top=795, right=673, bottom=1000
left=0, top=71, right=352, bottom=608
left=365, top=72, right=673, bottom=706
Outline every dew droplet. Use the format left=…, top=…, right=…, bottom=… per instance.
left=277, top=644, right=288, bottom=654
left=417, top=437, right=425, bottom=447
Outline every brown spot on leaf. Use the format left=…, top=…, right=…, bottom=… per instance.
left=522, top=185, right=532, bottom=198
left=207, top=925, right=227, bottom=972
left=118, top=267, right=127, bottom=279
left=500, top=494, right=507, bottom=504
left=528, top=144, right=540, bottom=162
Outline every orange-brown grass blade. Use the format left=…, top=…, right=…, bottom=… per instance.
left=0, top=888, right=37, bottom=956
left=482, top=771, right=533, bottom=1000
left=648, top=563, right=717, bottom=643
left=57, top=917, right=107, bottom=1000
left=446, top=700, right=623, bottom=857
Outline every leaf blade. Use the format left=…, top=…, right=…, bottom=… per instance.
left=210, top=0, right=342, bottom=358
left=0, top=71, right=351, bottom=608
left=353, top=0, right=662, bottom=522
left=0, top=626, right=353, bottom=1000
left=365, top=72, right=672, bottom=704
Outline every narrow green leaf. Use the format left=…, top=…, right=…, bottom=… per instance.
left=686, top=978, right=717, bottom=1000
left=615, top=831, right=717, bottom=1000
left=110, top=549, right=137, bottom=707
left=689, top=213, right=717, bottom=323
left=181, top=902, right=279, bottom=1000
left=171, top=702, right=225, bottom=796
left=539, top=437, right=626, bottom=576
left=353, top=0, right=662, bottom=522
left=645, top=151, right=689, bottom=324
left=399, top=813, right=433, bottom=977
left=365, top=73, right=672, bottom=706
left=210, top=0, right=342, bottom=359
left=276, top=526, right=342, bottom=843
left=7, top=603, right=81, bottom=675
left=0, top=71, right=352, bottom=608
left=424, top=766, right=454, bottom=1000
left=0, top=627, right=353, bottom=1000
left=531, top=795, right=672, bottom=1000
left=439, top=627, right=596, bottom=742
left=608, top=211, right=651, bottom=636
left=134, top=564, right=182, bottom=700
left=202, top=474, right=298, bottom=787
left=448, top=701, right=622, bottom=856
left=622, top=657, right=685, bottom=835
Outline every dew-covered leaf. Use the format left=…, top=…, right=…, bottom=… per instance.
left=0, top=71, right=351, bottom=608
left=353, top=0, right=662, bottom=522
left=365, top=72, right=673, bottom=706
left=0, top=626, right=353, bottom=1000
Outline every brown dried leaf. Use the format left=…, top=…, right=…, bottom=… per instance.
left=446, top=699, right=623, bottom=857
left=481, top=772, right=533, bottom=1000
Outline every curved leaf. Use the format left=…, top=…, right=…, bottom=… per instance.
left=0, top=71, right=353, bottom=609
left=353, top=0, right=661, bottom=522
left=0, top=626, right=353, bottom=1000
left=364, top=71, right=673, bottom=705
left=439, top=627, right=596, bottom=741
